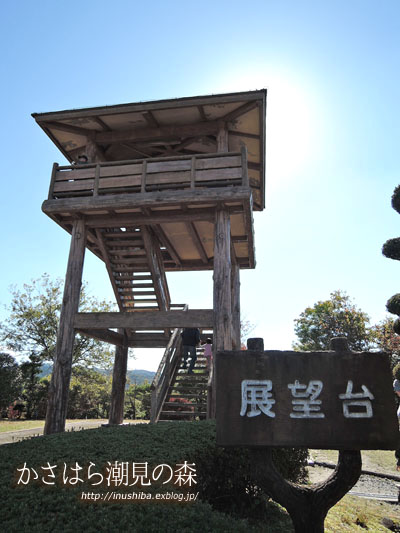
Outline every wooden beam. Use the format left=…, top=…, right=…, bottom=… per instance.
left=220, top=100, right=259, bottom=122
left=86, top=139, right=107, bottom=163
left=74, top=310, right=214, bottom=329
left=186, top=222, right=208, bottom=264
left=95, top=121, right=220, bottom=145
left=76, top=327, right=124, bottom=346
left=152, top=224, right=182, bottom=266
left=217, top=122, right=229, bottom=152
left=213, top=208, right=232, bottom=352
left=141, top=226, right=170, bottom=311
left=94, top=229, right=124, bottom=311
left=76, top=210, right=216, bottom=229
left=231, top=261, right=241, bottom=350
left=143, top=111, right=159, bottom=128
left=42, top=121, right=94, bottom=137
left=109, top=330, right=128, bottom=425
left=228, top=130, right=260, bottom=140
left=44, top=218, right=87, bottom=435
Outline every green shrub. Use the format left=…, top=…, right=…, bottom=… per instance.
left=386, top=294, right=400, bottom=316
left=392, top=185, right=400, bottom=214
left=0, top=420, right=300, bottom=531
left=382, top=238, right=400, bottom=261
left=393, top=362, right=400, bottom=380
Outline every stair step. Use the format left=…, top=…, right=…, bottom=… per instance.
left=168, top=391, right=206, bottom=401
left=164, top=402, right=206, bottom=408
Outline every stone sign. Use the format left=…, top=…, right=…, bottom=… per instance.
left=216, top=350, right=399, bottom=449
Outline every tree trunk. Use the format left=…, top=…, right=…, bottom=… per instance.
left=249, top=449, right=361, bottom=533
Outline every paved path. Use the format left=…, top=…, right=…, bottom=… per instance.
left=0, top=420, right=110, bottom=445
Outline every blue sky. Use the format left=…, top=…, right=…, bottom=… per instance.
left=1, top=1, right=399, bottom=371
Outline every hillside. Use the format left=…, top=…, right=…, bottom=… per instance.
left=39, top=364, right=154, bottom=385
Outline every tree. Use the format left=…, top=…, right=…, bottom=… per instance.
left=67, top=367, right=112, bottom=419
left=293, top=290, right=372, bottom=351
left=0, top=352, right=21, bottom=413
left=0, top=274, right=114, bottom=368
left=125, top=381, right=151, bottom=420
left=370, top=317, right=400, bottom=368
left=19, top=353, right=46, bottom=419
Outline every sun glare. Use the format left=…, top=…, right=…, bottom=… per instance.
left=213, top=69, right=316, bottom=188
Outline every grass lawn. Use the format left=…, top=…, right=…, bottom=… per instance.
left=310, top=448, right=399, bottom=476
left=0, top=419, right=111, bottom=433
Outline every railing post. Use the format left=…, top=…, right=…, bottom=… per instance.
left=190, top=156, right=196, bottom=189
left=93, top=163, right=100, bottom=196
left=241, top=145, right=249, bottom=187
left=141, top=160, right=147, bottom=193
left=48, top=162, right=59, bottom=199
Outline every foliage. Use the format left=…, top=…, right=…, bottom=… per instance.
left=382, top=237, right=400, bottom=261
left=0, top=352, right=21, bottom=412
left=0, top=273, right=114, bottom=368
left=393, top=362, right=400, bottom=381
left=293, top=290, right=372, bottom=351
left=391, top=184, right=400, bottom=214
left=19, top=353, right=44, bottom=419
left=125, top=381, right=151, bottom=419
left=0, top=420, right=296, bottom=532
left=370, top=317, right=400, bottom=368
left=386, top=293, right=400, bottom=316
left=240, top=316, right=256, bottom=349
left=67, top=367, right=112, bottom=419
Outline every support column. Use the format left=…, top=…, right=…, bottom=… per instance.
left=213, top=208, right=232, bottom=352
left=231, top=261, right=241, bottom=350
left=44, top=218, right=86, bottom=434
left=108, top=330, right=129, bottom=425
left=212, top=208, right=232, bottom=417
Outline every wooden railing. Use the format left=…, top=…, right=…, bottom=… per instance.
left=48, top=148, right=248, bottom=199
left=150, top=304, right=188, bottom=423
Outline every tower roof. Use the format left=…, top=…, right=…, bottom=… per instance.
left=33, top=89, right=266, bottom=210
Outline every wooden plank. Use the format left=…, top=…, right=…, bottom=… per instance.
left=44, top=218, right=87, bottom=435
left=220, top=100, right=259, bottom=122
left=42, top=186, right=252, bottom=215
left=56, top=168, right=96, bottom=180
left=152, top=224, right=182, bottom=266
left=74, top=310, right=214, bottom=329
left=48, top=163, right=59, bottom=199
left=186, top=222, right=208, bottom=264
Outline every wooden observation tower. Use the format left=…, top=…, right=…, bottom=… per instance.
left=33, top=90, right=266, bottom=433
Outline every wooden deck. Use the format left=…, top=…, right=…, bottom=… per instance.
left=42, top=150, right=255, bottom=273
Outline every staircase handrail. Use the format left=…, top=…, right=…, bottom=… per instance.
left=150, top=304, right=188, bottom=423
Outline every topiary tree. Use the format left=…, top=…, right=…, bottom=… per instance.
left=382, top=186, right=400, bottom=334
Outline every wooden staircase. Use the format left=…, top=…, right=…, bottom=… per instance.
left=151, top=330, right=212, bottom=423
left=158, top=348, right=209, bottom=421
left=95, top=225, right=170, bottom=313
